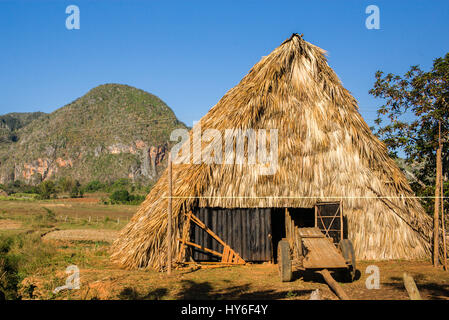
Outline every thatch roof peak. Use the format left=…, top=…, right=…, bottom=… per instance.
left=282, top=32, right=304, bottom=44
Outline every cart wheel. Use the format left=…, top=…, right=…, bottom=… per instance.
left=278, top=240, right=292, bottom=282
left=338, top=239, right=356, bottom=282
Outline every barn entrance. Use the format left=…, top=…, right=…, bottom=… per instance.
left=185, top=202, right=342, bottom=263
left=270, top=207, right=315, bottom=263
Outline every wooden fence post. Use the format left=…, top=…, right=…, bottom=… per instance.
left=441, top=128, right=447, bottom=271
left=434, top=134, right=441, bottom=266
left=167, top=152, right=173, bottom=275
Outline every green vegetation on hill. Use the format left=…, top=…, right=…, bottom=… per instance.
left=0, top=112, right=45, bottom=143
left=0, top=84, right=187, bottom=186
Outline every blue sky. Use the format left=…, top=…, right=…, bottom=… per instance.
left=1, top=0, right=448, bottom=128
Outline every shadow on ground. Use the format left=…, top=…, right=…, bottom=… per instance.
left=117, top=280, right=315, bottom=300
left=118, top=287, right=168, bottom=300
left=384, top=276, right=449, bottom=300
left=294, top=268, right=362, bottom=284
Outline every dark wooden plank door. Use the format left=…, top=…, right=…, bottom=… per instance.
left=190, top=208, right=272, bottom=261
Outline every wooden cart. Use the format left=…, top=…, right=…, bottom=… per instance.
left=277, top=202, right=356, bottom=283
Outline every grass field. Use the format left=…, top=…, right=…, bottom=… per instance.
left=0, top=194, right=134, bottom=231
left=1, top=197, right=448, bottom=300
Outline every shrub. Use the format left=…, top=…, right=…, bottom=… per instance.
left=0, top=233, right=57, bottom=300
left=108, top=189, right=145, bottom=205
left=83, top=180, right=104, bottom=193
left=57, top=177, right=83, bottom=198
left=110, top=178, right=131, bottom=191
left=109, top=189, right=130, bottom=203
left=70, top=180, right=83, bottom=198
left=57, top=177, right=74, bottom=193
left=3, top=180, right=38, bottom=195
left=37, top=181, right=57, bottom=200
left=127, top=194, right=145, bottom=205
left=0, top=236, right=19, bottom=300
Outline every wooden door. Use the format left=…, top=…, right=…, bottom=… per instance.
left=314, top=202, right=343, bottom=244
left=190, top=208, right=272, bottom=262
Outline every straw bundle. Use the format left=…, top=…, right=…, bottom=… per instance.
left=111, top=34, right=432, bottom=270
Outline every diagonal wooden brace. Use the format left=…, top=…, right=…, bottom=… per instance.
left=177, top=212, right=245, bottom=265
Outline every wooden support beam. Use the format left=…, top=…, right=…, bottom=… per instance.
left=189, top=213, right=227, bottom=247
left=434, top=121, right=442, bottom=267
left=340, top=202, right=344, bottom=242
left=440, top=133, right=447, bottom=270
left=182, top=262, right=238, bottom=270
left=177, top=212, right=191, bottom=262
left=222, top=245, right=230, bottom=262
left=183, top=261, right=232, bottom=265
left=167, top=152, right=173, bottom=275
left=318, top=269, right=350, bottom=300
left=177, top=238, right=223, bottom=258
left=178, top=212, right=245, bottom=265
left=403, top=272, right=422, bottom=300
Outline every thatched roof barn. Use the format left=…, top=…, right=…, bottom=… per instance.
left=111, top=34, right=433, bottom=270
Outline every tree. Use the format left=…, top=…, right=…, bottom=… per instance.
left=70, top=180, right=83, bottom=198
left=370, top=53, right=448, bottom=175
left=83, top=180, right=104, bottom=193
left=370, top=53, right=448, bottom=266
left=57, top=177, right=74, bottom=193
left=109, top=190, right=130, bottom=204
left=56, top=177, right=83, bottom=198
left=38, top=181, right=57, bottom=200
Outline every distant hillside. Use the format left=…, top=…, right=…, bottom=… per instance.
left=0, top=112, right=46, bottom=143
left=0, top=84, right=187, bottom=185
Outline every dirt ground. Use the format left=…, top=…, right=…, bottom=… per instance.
left=0, top=219, right=22, bottom=230
left=59, top=196, right=102, bottom=204
left=20, top=238, right=449, bottom=300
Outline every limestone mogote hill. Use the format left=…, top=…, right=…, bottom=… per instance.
left=0, top=84, right=187, bottom=185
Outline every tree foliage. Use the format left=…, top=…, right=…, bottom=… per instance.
left=37, top=181, right=57, bottom=200
left=370, top=53, right=449, bottom=212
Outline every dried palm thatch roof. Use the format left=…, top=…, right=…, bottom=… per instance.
left=111, top=34, right=433, bottom=270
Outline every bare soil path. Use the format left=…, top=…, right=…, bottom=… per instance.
left=0, top=219, right=22, bottom=230
left=42, top=229, right=118, bottom=242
